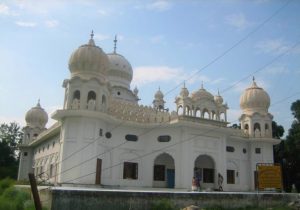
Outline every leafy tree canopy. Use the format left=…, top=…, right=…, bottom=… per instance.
left=272, top=121, right=284, bottom=139
left=0, top=122, right=23, bottom=179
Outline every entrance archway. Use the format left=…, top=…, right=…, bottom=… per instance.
left=153, top=153, right=175, bottom=188
left=194, top=155, right=215, bottom=190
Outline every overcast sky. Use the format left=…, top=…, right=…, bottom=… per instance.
left=0, top=0, right=299, bottom=137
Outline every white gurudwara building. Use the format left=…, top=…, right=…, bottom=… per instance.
left=18, top=33, right=279, bottom=191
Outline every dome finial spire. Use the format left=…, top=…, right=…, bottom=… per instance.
left=88, top=30, right=95, bottom=46
left=201, top=81, right=204, bottom=89
left=90, top=30, right=94, bottom=39
left=218, top=88, right=220, bottom=96
left=113, top=35, right=117, bottom=53
left=252, top=76, right=255, bottom=82
left=37, top=98, right=41, bottom=107
left=183, top=81, right=186, bottom=88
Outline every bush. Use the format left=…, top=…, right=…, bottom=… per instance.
left=0, top=178, right=14, bottom=195
left=151, top=199, right=175, bottom=210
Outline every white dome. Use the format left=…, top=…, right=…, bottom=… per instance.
left=155, top=88, right=164, bottom=99
left=179, top=83, right=189, bottom=98
left=191, top=86, right=214, bottom=101
left=107, top=52, right=133, bottom=89
left=68, top=36, right=109, bottom=80
left=25, top=101, right=48, bottom=129
left=214, top=91, right=223, bottom=104
left=240, top=80, right=270, bottom=111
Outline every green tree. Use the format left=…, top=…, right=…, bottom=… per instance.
left=0, top=122, right=23, bottom=179
left=272, top=121, right=284, bottom=139
left=285, top=100, right=300, bottom=192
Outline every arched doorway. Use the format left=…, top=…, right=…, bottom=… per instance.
left=194, top=155, right=215, bottom=190
left=153, top=153, right=175, bottom=188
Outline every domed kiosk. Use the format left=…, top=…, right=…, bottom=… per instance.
left=239, top=77, right=273, bottom=138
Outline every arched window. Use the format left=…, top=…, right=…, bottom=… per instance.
left=87, top=91, right=96, bottom=102
left=102, top=95, right=106, bottom=105
left=244, top=124, right=249, bottom=130
left=195, top=108, right=201, bottom=117
left=202, top=109, right=210, bottom=119
left=254, top=123, right=261, bottom=131
left=73, top=90, right=80, bottom=100
left=211, top=111, right=216, bottom=120
left=220, top=112, right=226, bottom=121
left=265, top=124, right=269, bottom=130
left=177, top=105, right=183, bottom=115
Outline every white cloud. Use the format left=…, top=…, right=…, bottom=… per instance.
left=45, top=20, right=59, bottom=28
left=147, top=0, right=172, bottom=11
left=15, top=21, right=37, bottom=27
left=94, top=33, right=110, bottom=41
left=264, top=65, right=290, bottom=75
left=132, top=66, right=183, bottom=87
left=255, top=39, right=290, bottom=55
left=132, top=66, right=225, bottom=89
left=0, top=3, right=18, bottom=16
left=97, top=9, right=110, bottom=16
left=135, top=1, right=172, bottom=12
left=0, top=3, right=10, bottom=15
left=150, top=35, right=165, bottom=44
left=225, top=13, right=251, bottom=30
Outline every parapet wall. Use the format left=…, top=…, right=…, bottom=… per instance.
left=50, top=187, right=299, bottom=210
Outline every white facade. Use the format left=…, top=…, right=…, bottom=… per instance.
left=18, top=34, right=279, bottom=191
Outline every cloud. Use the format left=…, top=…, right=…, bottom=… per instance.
left=97, top=9, right=110, bottom=16
left=255, top=39, right=290, bottom=55
left=94, top=33, right=110, bottom=41
left=135, top=1, right=172, bottom=12
left=147, top=0, right=172, bottom=11
left=132, top=66, right=183, bottom=86
left=0, top=3, right=18, bottom=16
left=45, top=20, right=59, bottom=28
left=15, top=21, right=37, bottom=27
left=150, top=35, right=165, bottom=44
left=132, top=66, right=226, bottom=89
left=264, top=65, right=290, bottom=75
left=225, top=13, right=251, bottom=30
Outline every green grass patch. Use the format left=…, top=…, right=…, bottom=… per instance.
left=0, top=178, right=48, bottom=210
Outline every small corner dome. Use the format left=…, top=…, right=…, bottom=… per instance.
left=191, top=86, right=214, bottom=101
left=179, top=83, right=189, bottom=98
left=25, top=101, right=48, bottom=129
left=107, top=52, right=133, bottom=88
left=68, top=33, right=109, bottom=80
left=155, top=88, right=164, bottom=99
left=214, top=95, right=223, bottom=104
left=214, top=90, right=223, bottom=104
left=240, top=79, right=270, bottom=111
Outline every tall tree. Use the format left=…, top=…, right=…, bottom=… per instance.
left=285, top=100, right=300, bottom=192
left=272, top=121, right=284, bottom=139
left=0, top=122, right=23, bottom=179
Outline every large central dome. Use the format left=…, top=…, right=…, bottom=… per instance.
left=68, top=33, right=109, bottom=81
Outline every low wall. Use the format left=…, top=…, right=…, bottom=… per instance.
left=51, top=187, right=299, bottom=210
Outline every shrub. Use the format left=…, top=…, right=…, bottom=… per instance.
left=151, top=199, right=175, bottom=210
left=0, top=178, right=14, bottom=195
